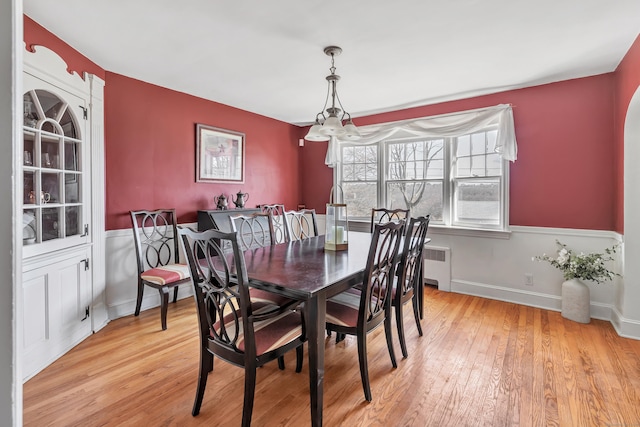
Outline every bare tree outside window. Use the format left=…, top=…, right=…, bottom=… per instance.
left=386, top=139, right=444, bottom=220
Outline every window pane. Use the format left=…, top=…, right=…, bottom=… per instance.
left=454, top=179, right=500, bottom=224
left=471, top=155, right=486, bottom=177
left=387, top=181, right=443, bottom=221
left=65, top=206, right=80, bottom=237
left=456, top=157, right=471, bottom=177
left=342, top=182, right=377, bottom=218
left=471, top=132, right=486, bottom=155
left=342, top=164, right=354, bottom=181
left=341, top=145, right=377, bottom=183
left=486, top=153, right=502, bottom=176
left=457, top=135, right=470, bottom=157
left=343, top=146, right=354, bottom=162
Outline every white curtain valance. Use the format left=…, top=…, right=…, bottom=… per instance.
left=325, top=103, right=517, bottom=167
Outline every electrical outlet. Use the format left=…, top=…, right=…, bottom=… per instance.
left=525, top=273, right=534, bottom=286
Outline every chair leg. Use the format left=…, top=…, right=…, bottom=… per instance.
left=295, top=344, right=303, bottom=373
left=396, top=303, right=408, bottom=358
left=173, top=285, right=179, bottom=303
left=384, top=310, right=397, bottom=368
left=277, top=356, right=285, bottom=370
left=134, top=280, right=144, bottom=316
left=336, top=332, right=346, bottom=343
left=357, top=334, right=372, bottom=402
left=160, top=287, right=170, bottom=330
left=412, top=294, right=423, bottom=337
left=192, top=350, right=213, bottom=416
left=242, top=365, right=257, bottom=427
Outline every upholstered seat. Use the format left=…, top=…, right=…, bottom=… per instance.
left=140, top=263, right=190, bottom=285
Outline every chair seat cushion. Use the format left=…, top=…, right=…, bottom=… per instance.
left=250, top=288, right=295, bottom=308
left=214, top=309, right=303, bottom=355
left=141, top=263, right=190, bottom=285
left=326, top=288, right=371, bottom=327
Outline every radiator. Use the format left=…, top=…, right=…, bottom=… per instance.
left=423, top=245, right=451, bottom=291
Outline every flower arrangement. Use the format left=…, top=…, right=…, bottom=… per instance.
left=533, top=240, right=620, bottom=284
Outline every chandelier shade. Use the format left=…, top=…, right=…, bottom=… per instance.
left=304, top=46, right=359, bottom=142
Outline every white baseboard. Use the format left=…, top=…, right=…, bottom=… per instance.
left=450, top=279, right=636, bottom=337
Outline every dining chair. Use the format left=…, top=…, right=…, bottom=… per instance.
left=259, top=204, right=287, bottom=244
left=229, top=212, right=275, bottom=251
left=130, top=209, right=191, bottom=330
left=229, top=211, right=298, bottom=344
left=394, top=215, right=430, bottom=358
left=325, top=220, right=405, bottom=402
left=178, top=227, right=306, bottom=426
left=370, top=208, right=411, bottom=233
left=283, top=209, right=318, bottom=241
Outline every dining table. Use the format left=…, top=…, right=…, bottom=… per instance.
left=240, top=231, right=374, bottom=427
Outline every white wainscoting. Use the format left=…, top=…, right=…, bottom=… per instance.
left=105, top=218, right=637, bottom=339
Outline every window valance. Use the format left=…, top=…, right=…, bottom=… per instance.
left=325, top=104, right=517, bottom=167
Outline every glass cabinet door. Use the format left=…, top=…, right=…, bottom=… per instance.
left=22, top=88, right=87, bottom=253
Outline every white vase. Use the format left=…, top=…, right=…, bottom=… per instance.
left=561, top=278, right=591, bottom=323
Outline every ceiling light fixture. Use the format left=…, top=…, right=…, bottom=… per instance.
left=305, top=46, right=360, bottom=142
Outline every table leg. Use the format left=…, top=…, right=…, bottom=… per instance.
left=307, top=292, right=326, bottom=427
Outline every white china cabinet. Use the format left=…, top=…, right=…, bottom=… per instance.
left=21, top=45, right=106, bottom=381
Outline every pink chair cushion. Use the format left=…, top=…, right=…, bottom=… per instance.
left=141, top=263, right=190, bottom=285
left=250, top=288, right=294, bottom=308
left=326, top=288, right=380, bottom=328
left=213, top=308, right=303, bottom=355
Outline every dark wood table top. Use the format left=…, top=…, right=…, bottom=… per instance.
left=241, top=231, right=373, bottom=300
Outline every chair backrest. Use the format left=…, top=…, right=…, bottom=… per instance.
left=359, top=220, right=405, bottom=328
left=178, top=227, right=253, bottom=357
left=283, top=209, right=318, bottom=241
left=370, top=208, right=410, bottom=233
left=229, top=212, right=275, bottom=251
left=260, top=204, right=286, bottom=244
left=396, top=216, right=430, bottom=303
left=130, top=209, right=180, bottom=274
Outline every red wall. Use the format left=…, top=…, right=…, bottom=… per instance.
left=614, top=35, right=640, bottom=234
left=105, top=73, right=301, bottom=229
left=300, top=75, right=617, bottom=231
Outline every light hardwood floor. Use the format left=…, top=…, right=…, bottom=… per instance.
left=24, top=286, right=640, bottom=426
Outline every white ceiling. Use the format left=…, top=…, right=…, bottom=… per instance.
left=23, top=0, right=640, bottom=126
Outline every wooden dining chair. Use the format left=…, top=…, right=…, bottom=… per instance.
left=178, top=227, right=306, bottom=426
left=370, top=208, right=410, bottom=233
left=130, top=209, right=191, bottom=330
left=325, top=220, right=405, bottom=402
left=259, top=204, right=287, bottom=244
left=229, top=212, right=275, bottom=251
left=229, top=211, right=298, bottom=342
left=283, top=209, right=318, bottom=241
left=394, top=215, right=430, bottom=358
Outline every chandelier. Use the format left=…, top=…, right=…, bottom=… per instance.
left=304, top=46, right=360, bottom=142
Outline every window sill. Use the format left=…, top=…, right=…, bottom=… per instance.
left=347, top=220, right=511, bottom=239
left=427, top=225, right=511, bottom=239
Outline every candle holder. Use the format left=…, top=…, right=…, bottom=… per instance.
left=324, top=186, right=349, bottom=251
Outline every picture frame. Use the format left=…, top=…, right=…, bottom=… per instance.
left=196, top=124, right=245, bottom=183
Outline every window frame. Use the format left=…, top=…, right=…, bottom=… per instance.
left=335, top=127, right=510, bottom=232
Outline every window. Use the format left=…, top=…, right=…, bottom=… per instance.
left=337, top=128, right=508, bottom=231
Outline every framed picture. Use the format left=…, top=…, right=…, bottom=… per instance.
left=196, top=124, right=245, bottom=183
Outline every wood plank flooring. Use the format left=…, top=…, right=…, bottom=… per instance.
left=23, top=287, right=640, bottom=426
